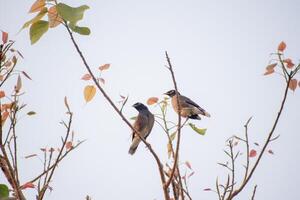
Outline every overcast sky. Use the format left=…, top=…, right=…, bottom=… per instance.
left=1, top=0, right=300, bottom=199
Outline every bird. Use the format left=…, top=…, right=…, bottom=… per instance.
left=129, top=102, right=154, bottom=155
left=164, top=90, right=210, bottom=120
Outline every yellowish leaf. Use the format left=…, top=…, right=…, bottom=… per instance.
left=99, top=63, right=110, bottom=71
left=289, top=79, right=297, bottom=91
left=167, top=142, right=172, bottom=159
left=147, top=97, right=159, bottom=105
left=29, top=0, right=45, bottom=13
left=48, top=5, right=63, bottom=28
left=84, top=85, right=96, bottom=102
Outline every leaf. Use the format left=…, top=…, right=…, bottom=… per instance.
left=15, top=75, right=22, bottom=93
left=99, top=63, right=110, bottom=71
left=30, top=20, right=49, bottom=45
left=147, top=97, right=159, bottom=105
left=56, top=3, right=89, bottom=23
left=0, top=184, right=9, bottom=198
left=22, top=71, right=32, bottom=80
left=2, top=31, right=8, bottom=44
left=22, top=7, right=48, bottom=29
left=84, top=85, right=96, bottom=102
left=167, top=142, right=172, bottom=158
left=66, top=141, right=73, bottom=150
left=99, top=78, right=105, bottom=84
left=288, top=79, right=297, bottom=91
left=1, top=111, right=9, bottom=126
left=48, top=5, right=63, bottom=28
left=203, top=188, right=212, bottom=191
left=20, top=182, right=35, bottom=190
left=185, top=161, right=192, bottom=170
left=268, top=149, right=274, bottom=155
left=81, top=73, right=92, bottom=80
left=266, top=63, right=277, bottom=71
left=25, top=154, right=37, bottom=159
left=27, top=111, right=36, bottom=116
left=170, top=132, right=177, bottom=141
left=254, top=142, right=260, bottom=146
left=283, top=58, right=295, bottom=69
left=188, top=171, right=195, bottom=178
left=188, top=123, right=207, bottom=135
left=130, top=116, right=137, bottom=120
left=0, top=91, right=5, bottom=98
left=277, top=41, right=286, bottom=52
left=69, top=23, right=91, bottom=35
left=29, top=0, right=45, bottom=13
left=249, top=149, right=257, bottom=158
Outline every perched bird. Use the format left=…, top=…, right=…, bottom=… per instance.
left=129, top=102, right=154, bottom=155
left=164, top=90, right=210, bottom=120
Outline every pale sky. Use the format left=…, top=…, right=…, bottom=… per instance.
left=1, top=0, right=300, bottom=199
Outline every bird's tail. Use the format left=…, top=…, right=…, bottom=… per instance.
left=128, top=138, right=140, bottom=155
left=189, top=114, right=201, bottom=120
left=204, top=111, right=211, bottom=117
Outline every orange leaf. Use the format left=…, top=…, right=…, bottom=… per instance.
left=277, top=41, right=286, bottom=52
left=2, top=31, right=8, bottom=44
left=48, top=5, right=62, bottom=28
left=147, top=97, right=159, bottom=105
left=185, top=161, right=192, bottom=170
left=289, top=79, right=297, bottom=91
left=266, top=63, right=277, bottom=71
left=249, top=149, right=257, bottom=158
left=0, top=75, right=3, bottom=81
left=0, top=91, right=5, bottom=98
left=81, top=73, right=92, bottom=80
left=263, top=69, right=274, bottom=76
left=29, top=0, right=45, bottom=13
left=283, top=58, right=295, bottom=69
left=84, top=85, right=96, bottom=102
left=99, top=63, right=110, bottom=71
left=66, top=141, right=73, bottom=150
left=20, top=182, right=35, bottom=190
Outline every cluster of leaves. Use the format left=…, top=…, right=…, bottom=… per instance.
left=22, top=0, right=90, bottom=44
left=81, top=64, right=110, bottom=103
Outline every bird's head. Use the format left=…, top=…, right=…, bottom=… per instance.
left=132, top=102, right=148, bottom=111
left=164, top=90, right=178, bottom=97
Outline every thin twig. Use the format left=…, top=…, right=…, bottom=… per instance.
left=251, top=185, right=257, bottom=200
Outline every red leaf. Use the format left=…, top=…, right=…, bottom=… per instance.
left=2, top=31, right=8, bottom=44
left=278, top=41, right=286, bottom=52
left=99, top=63, right=110, bottom=71
left=81, top=74, right=92, bottom=80
left=283, top=58, right=295, bottom=69
left=289, top=79, right=297, bottom=91
left=249, top=149, right=257, bottom=158
left=147, top=97, right=159, bottom=105
left=66, top=141, right=73, bottom=150
left=20, top=182, right=35, bottom=190
left=268, top=149, right=274, bottom=155
left=203, top=188, right=212, bottom=191
left=185, top=161, right=192, bottom=170
left=0, top=91, right=5, bottom=98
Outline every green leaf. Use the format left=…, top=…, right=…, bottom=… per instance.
left=0, top=184, right=9, bottom=198
left=27, top=111, right=36, bottom=116
left=69, top=22, right=90, bottom=35
left=130, top=116, right=137, bottom=120
left=170, top=131, right=177, bottom=141
left=30, top=20, right=49, bottom=44
left=56, top=3, right=89, bottom=24
left=22, top=7, right=48, bottom=30
left=188, top=123, right=207, bottom=135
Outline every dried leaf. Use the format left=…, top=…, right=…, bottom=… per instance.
left=185, top=161, right=192, bottom=170
left=2, top=31, right=8, bottom=44
left=15, top=75, right=22, bottom=93
left=1, top=111, right=9, bottom=126
left=81, top=73, right=92, bottom=80
left=263, top=69, right=274, bottom=76
left=84, top=85, right=96, bottom=102
left=48, top=5, right=63, bottom=28
left=254, top=142, right=259, bottom=146
left=25, top=154, right=37, bottom=159
left=99, top=63, right=110, bottom=71
left=249, top=149, right=257, bottom=158
left=188, top=171, right=195, bottom=178
left=99, top=78, right=105, bottom=84
left=22, top=71, right=32, bottom=80
left=170, top=132, right=177, bottom=141
left=29, top=0, right=45, bottom=13
left=277, top=41, right=286, bottom=52
left=0, top=91, right=5, bottom=98
left=167, top=142, right=172, bottom=158
left=20, top=182, right=35, bottom=190
left=66, top=141, right=73, bottom=150
left=266, top=63, right=277, bottom=71
left=27, top=111, right=36, bottom=116
left=268, top=149, right=274, bottom=155
left=147, top=97, right=159, bottom=105
left=288, top=79, right=297, bottom=91
left=203, top=188, right=212, bottom=191
left=283, top=58, right=295, bottom=69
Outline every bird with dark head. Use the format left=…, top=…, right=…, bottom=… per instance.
left=129, top=102, right=154, bottom=155
left=164, top=89, right=210, bottom=120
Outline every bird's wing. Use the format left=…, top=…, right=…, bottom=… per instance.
left=144, top=112, right=155, bottom=140
left=132, top=113, right=148, bottom=140
left=180, top=95, right=206, bottom=112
